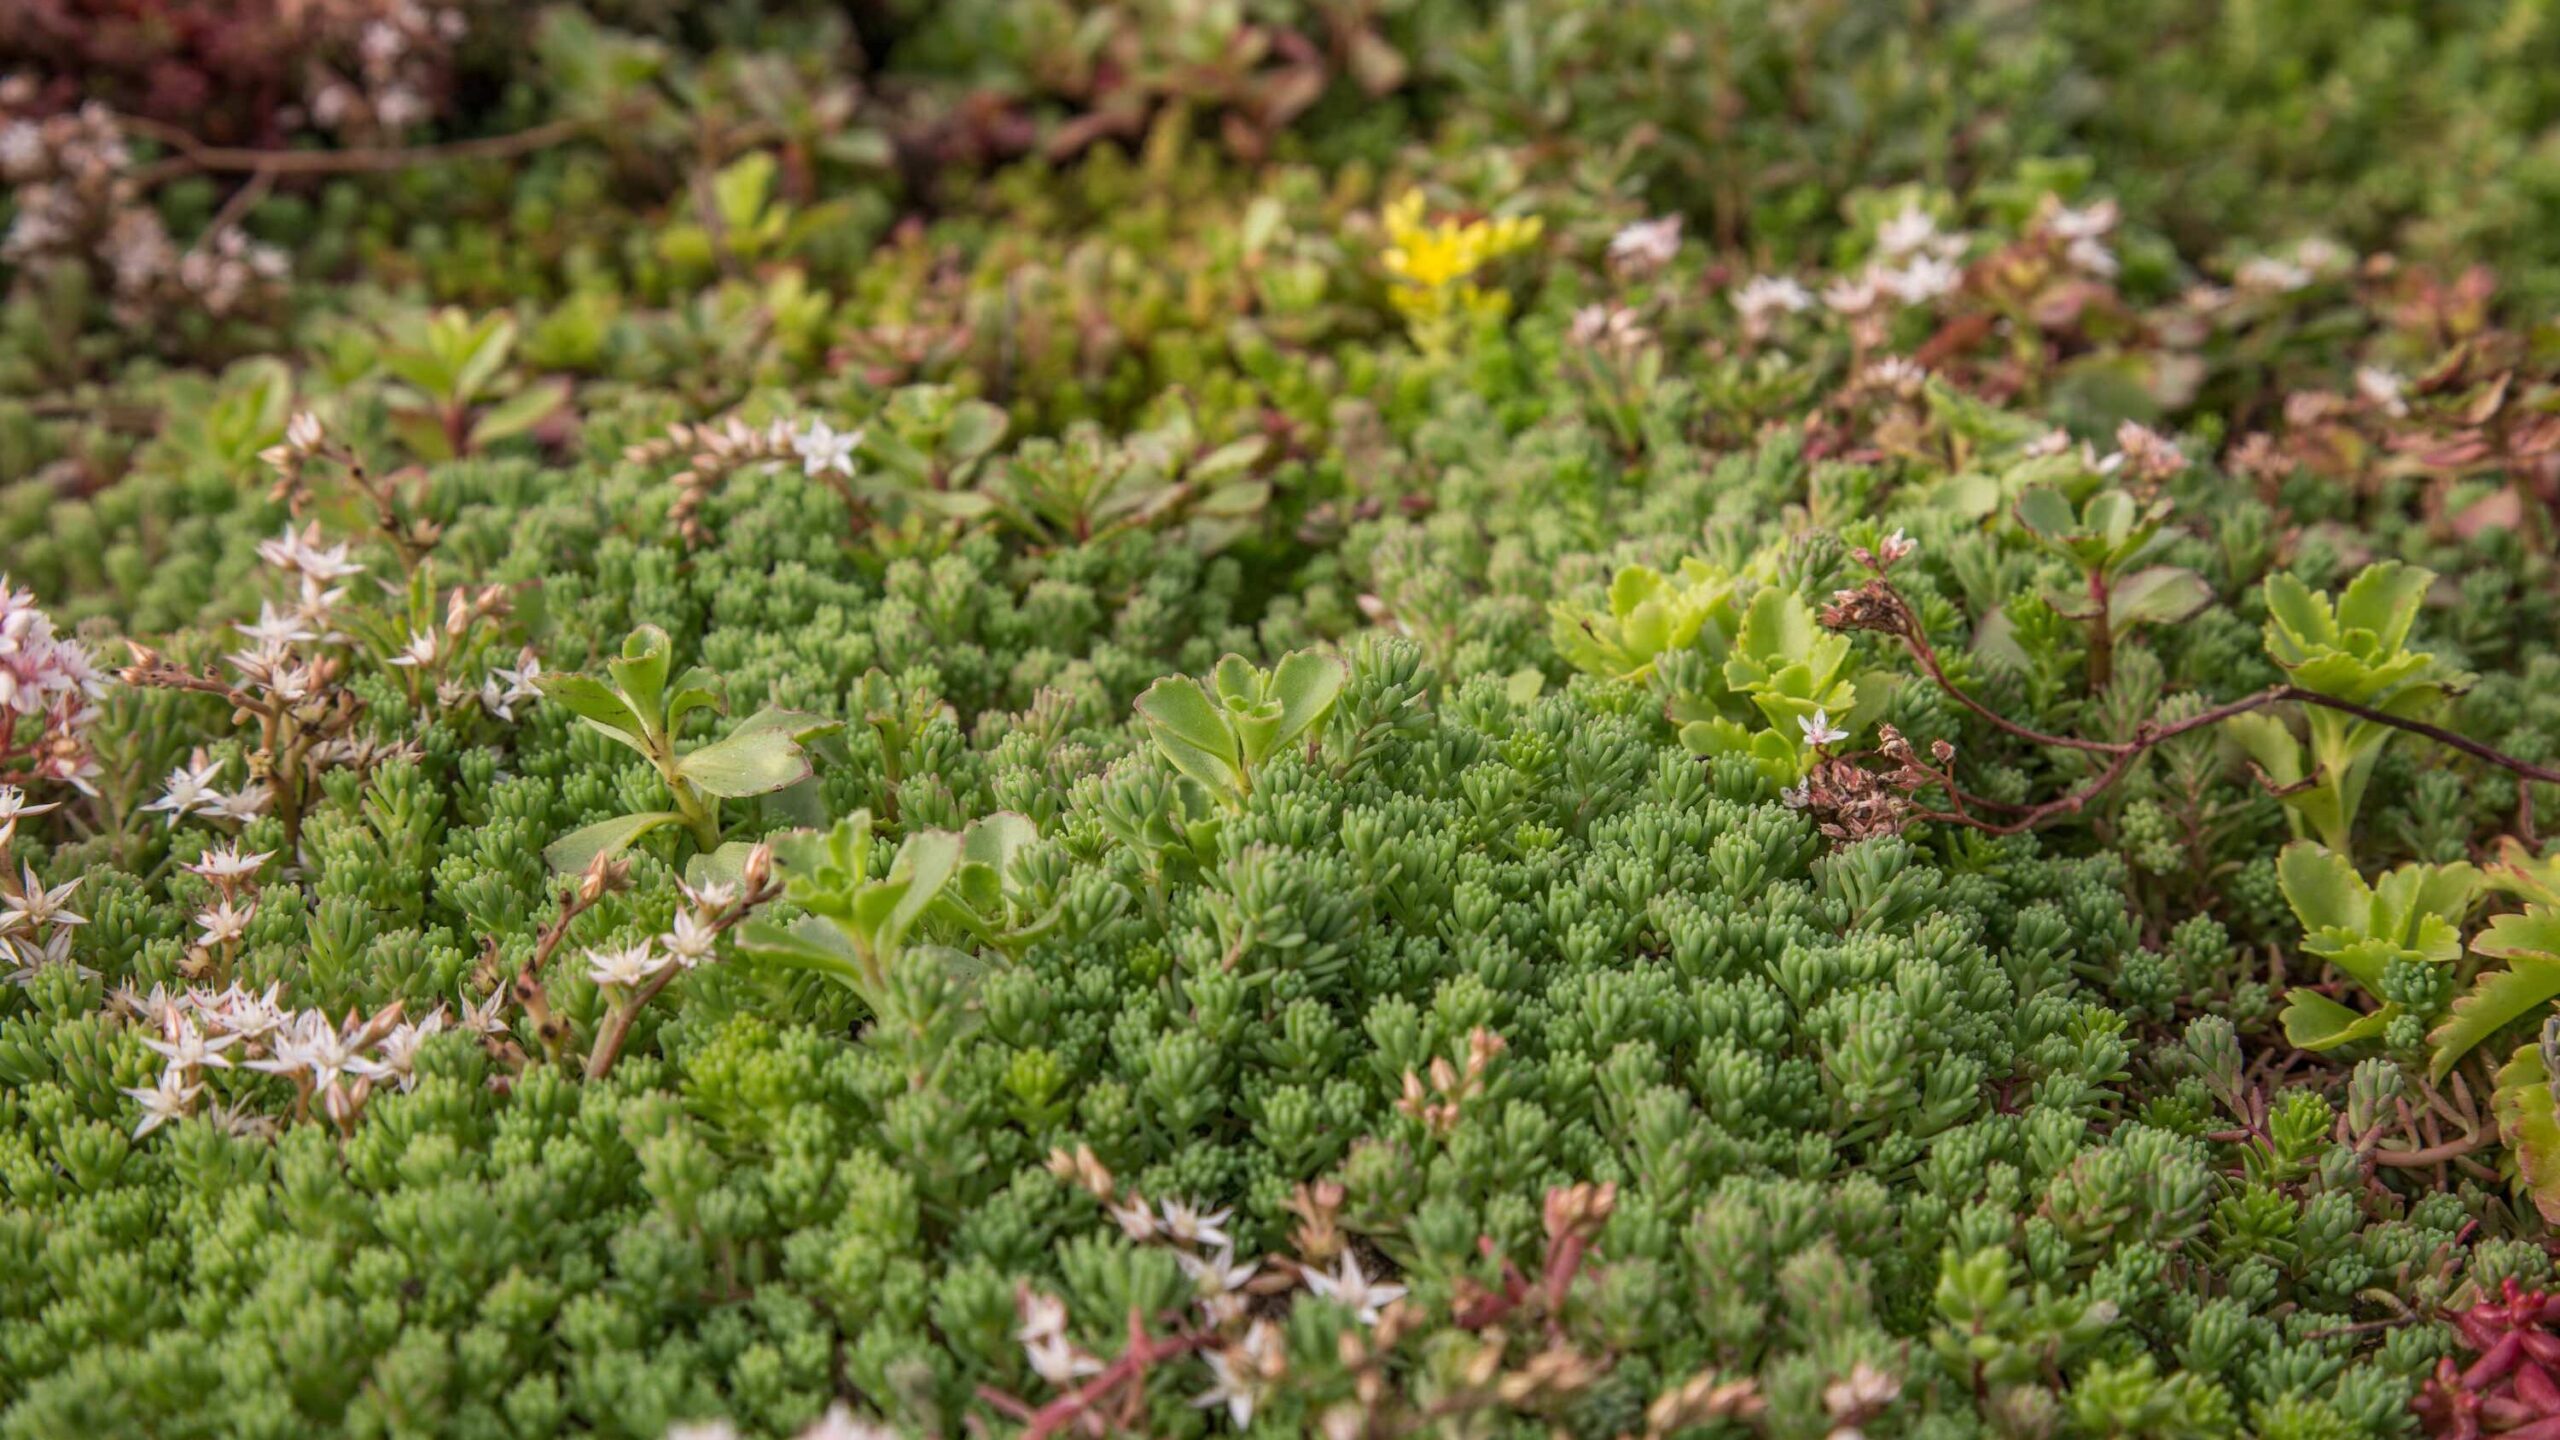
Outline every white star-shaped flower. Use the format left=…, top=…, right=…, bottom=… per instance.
left=794, top=420, right=860, bottom=478
left=1304, top=1251, right=1406, bottom=1326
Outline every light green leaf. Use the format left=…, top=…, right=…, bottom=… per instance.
left=735, top=916, right=873, bottom=991
left=544, top=810, right=681, bottom=873
left=607, top=626, right=673, bottom=726
left=469, top=378, right=570, bottom=448
left=2334, top=561, right=2432, bottom=652
left=2260, top=573, right=2334, bottom=659
left=2012, top=487, right=2077, bottom=544
left=677, top=730, right=804, bottom=797
left=2496, top=1042, right=2560, bottom=1222
left=2108, top=566, right=2214, bottom=630
left=1136, top=675, right=1242, bottom=793
left=945, top=401, right=1009, bottom=463
left=1268, top=650, right=1347, bottom=751
left=452, top=314, right=516, bottom=404
left=685, top=841, right=759, bottom=893
left=1188, top=437, right=1266, bottom=483
left=2472, top=906, right=2560, bottom=965
left=2431, top=959, right=2560, bottom=1079
left=537, top=673, right=643, bottom=734
left=2279, top=989, right=2393, bottom=1051
left=2277, top=841, right=2366, bottom=935
left=677, top=709, right=840, bottom=798
left=874, top=830, right=962, bottom=954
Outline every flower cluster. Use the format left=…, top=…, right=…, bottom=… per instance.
left=0, top=575, right=102, bottom=794
left=0, top=97, right=288, bottom=321
left=112, top=978, right=447, bottom=1137
left=1378, top=188, right=1544, bottom=353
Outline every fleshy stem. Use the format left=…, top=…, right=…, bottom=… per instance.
left=974, top=1310, right=1216, bottom=1440
left=582, top=851, right=780, bottom=1082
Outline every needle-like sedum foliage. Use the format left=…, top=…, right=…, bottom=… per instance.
left=10, top=3, right=2560, bottom=1438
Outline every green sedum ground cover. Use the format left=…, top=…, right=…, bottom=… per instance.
left=9, top=3, right=2560, bottom=1437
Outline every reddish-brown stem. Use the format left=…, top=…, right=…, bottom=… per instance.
left=2369, top=1129, right=2501, bottom=1167
left=1860, top=575, right=2560, bottom=836
left=975, top=1311, right=1215, bottom=1440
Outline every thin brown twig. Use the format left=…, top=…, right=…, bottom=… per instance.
left=1845, top=575, right=2560, bottom=837
left=204, top=166, right=277, bottom=238
left=119, top=113, right=591, bottom=184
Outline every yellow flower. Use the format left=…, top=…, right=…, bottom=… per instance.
left=1376, top=189, right=1542, bottom=353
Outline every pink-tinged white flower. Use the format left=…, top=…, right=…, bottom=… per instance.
left=193, top=898, right=256, bottom=950
left=286, top=411, right=325, bottom=453
left=2355, top=365, right=2409, bottom=418
left=1303, top=1251, right=1406, bottom=1326
left=2234, top=255, right=2311, bottom=295
left=1014, top=1290, right=1069, bottom=1345
left=794, top=420, right=860, bottom=478
left=1730, top=275, right=1814, bottom=338
left=1824, top=1360, right=1903, bottom=1420
left=2113, top=420, right=2189, bottom=481
left=1876, top=203, right=1940, bottom=259
left=1797, top=709, right=1849, bottom=749
left=1879, top=255, right=1961, bottom=305
left=385, top=628, right=440, bottom=669
left=205, top=786, right=273, bottom=824
left=1192, top=1320, right=1283, bottom=1429
left=2044, top=197, right=2119, bottom=242
left=1875, top=530, right=1917, bottom=566
left=585, top=941, right=672, bottom=991
left=664, top=1424, right=741, bottom=1440
left=1569, top=303, right=1651, bottom=352
left=660, top=910, right=721, bottom=968
left=453, top=987, right=508, bottom=1038
left=235, top=601, right=319, bottom=650
left=2065, top=236, right=2118, bottom=279
left=1607, top=215, right=1682, bottom=273
left=185, top=843, right=273, bottom=883
left=1158, top=1198, right=1232, bottom=1249
left=1863, top=356, right=1928, bottom=394
left=248, top=1010, right=365, bottom=1090
left=1106, top=1195, right=1159, bottom=1242
left=144, top=1014, right=240, bottom=1072
left=256, top=523, right=364, bottom=583
left=677, top=875, right=740, bottom=913
left=125, top=1068, right=202, bottom=1138
left=1176, top=1243, right=1260, bottom=1296
left=0, top=785, right=55, bottom=848
left=1, top=865, right=82, bottom=932
left=143, top=752, right=228, bottom=826
left=1779, top=782, right=1811, bottom=810
left=193, top=981, right=289, bottom=1041
left=1820, top=271, right=1884, bottom=316
left=4, top=926, right=91, bottom=985
left=0, top=574, right=104, bottom=722
left=1023, top=1333, right=1104, bottom=1387
left=479, top=648, right=544, bottom=721
left=354, top=1010, right=444, bottom=1092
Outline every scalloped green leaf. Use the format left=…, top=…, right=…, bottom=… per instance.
left=2432, top=958, right=2560, bottom=1080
